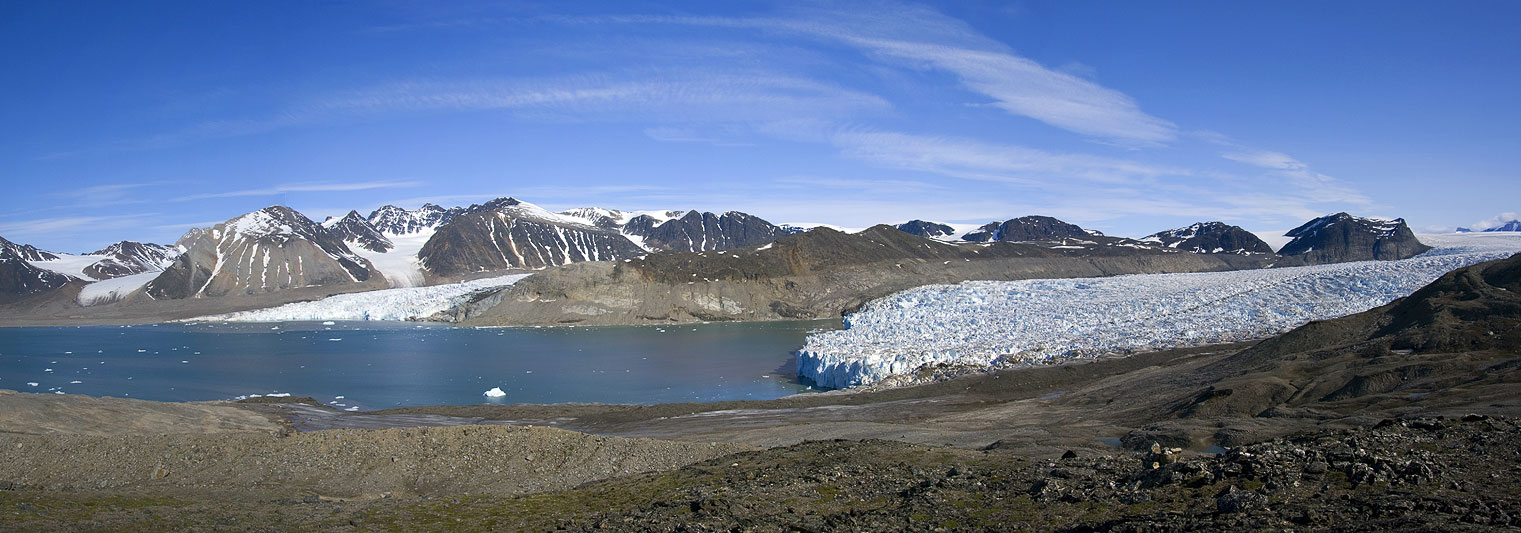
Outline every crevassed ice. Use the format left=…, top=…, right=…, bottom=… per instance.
left=192, top=274, right=530, bottom=322
left=797, top=233, right=1521, bottom=389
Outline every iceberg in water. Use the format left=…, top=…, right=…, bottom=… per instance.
left=483, top=387, right=506, bottom=398
left=191, top=274, right=530, bottom=322
left=797, top=233, right=1521, bottom=389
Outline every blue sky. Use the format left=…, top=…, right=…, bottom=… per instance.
left=2, top=1, right=1517, bottom=252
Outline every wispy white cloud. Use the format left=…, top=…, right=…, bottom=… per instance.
left=829, top=130, right=1184, bottom=186
left=1470, top=212, right=1520, bottom=231
left=594, top=5, right=1177, bottom=144
left=171, top=180, right=422, bottom=202
left=774, top=176, right=944, bottom=194
left=316, top=73, right=890, bottom=124
left=0, top=214, right=158, bottom=248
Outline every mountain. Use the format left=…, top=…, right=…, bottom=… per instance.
left=144, top=206, right=379, bottom=299
left=323, top=211, right=393, bottom=253
left=1277, top=213, right=1430, bottom=264
left=446, top=224, right=1276, bottom=326
left=962, top=215, right=1090, bottom=242
left=621, top=210, right=784, bottom=253
left=81, top=241, right=181, bottom=279
left=556, top=207, right=683, bottom=231
left=894, top=220, right=956, bottom=239
left=366, top=204, right=464, bottom=235
left=1483, top=220, right=1521, bottom=232
left=1141, top=222, right=1275, bottom=255
left=0, top=235, right=59, bottom=262
left=0, top=246, right=73, bottom=303
left=418, top=198, right=649, bottom=277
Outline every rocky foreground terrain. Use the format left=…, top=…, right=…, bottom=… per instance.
left=0, top=253, right=1517, bottom=530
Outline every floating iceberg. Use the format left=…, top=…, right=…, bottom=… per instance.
left=798, top=233, right=1521, bottom=389
left=484, top=387, right=506, bottom=398
left=192, top=274, right=530, bottom=322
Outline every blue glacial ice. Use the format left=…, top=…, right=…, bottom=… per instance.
left=797, top=233, right=1521, bottom=389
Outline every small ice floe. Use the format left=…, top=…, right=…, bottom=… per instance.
left=322, top=321, right=336, bottom=326
left=63, top=351, right=72, bottom=354
left=137, top=349, right=147, bottom=353
left=484, top=387, right=506, bottom=398
left=44, top=368, right=53, bottom=372
left=26, top=382, right=38, bottom=387
left=327, top=338, right=342, bottom=342
left=54, top=391, right=65, bottom=395
left=69, top=380, right=82, bottom=384
left=335, top=395, right=345, bottom=399
left=180, top=360, right=189, bottom=363
left=267, top=393, right=290, bottom=397
left=344, top=406, right=359, bottom=412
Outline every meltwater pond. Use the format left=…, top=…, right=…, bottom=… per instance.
left=0, top=320, right=838, bottom=410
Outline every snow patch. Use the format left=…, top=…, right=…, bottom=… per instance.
left=190, top=274, right=531, bottom=322
left=77, top=271, right=160, bottom=306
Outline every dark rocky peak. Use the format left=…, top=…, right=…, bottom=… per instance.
left=962, top=216, right=1089, bottom=242
left=622, top=210, right=784, bottom=252
left=366, top=203, right=463, bottom=235
left=0, top=246, right=73, bottom=302
left=895, top=220, right=956, bottom=239
left=1483, top=220, right=1521, bottom=232
left=558, top=207, right=634, bottom=230
left=218, top=206, right=326, bottom=243
left=1279, top=213, right=1430, bottom=264
left=1143, top=222, right=1275, bottom=255
left=0, top=235, right=59, bottom=262
left=418, top=202, right=647, bottom=276
left=325, top=210, right=393, bottom=253
left=470, top=197, right=524, bottom=214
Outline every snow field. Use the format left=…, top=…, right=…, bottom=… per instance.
left=797, top=234, right=1521, bottom=389
left=76, top=271, right=160, bottom=306
left=192, top=274, right=530, bottom=322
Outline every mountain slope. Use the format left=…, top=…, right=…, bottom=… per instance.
left=1142, top=222, right=1275, bottom=254
left=367, top=204, right=464, bottom=235
left=0, top=235, right=59, bottom=262
left=81, top=241, right=181, bottom=279
left=622, top=210, right=784, bottom=253
left=0, top=246, right=74, bottom=303
left=144, top=206, right=379, bottom=299
left=324, top=211, right=394, bottom=253
left=1278, top=213, right=1429, bottom=264
left=1160, top=252, right=1521, bottom=421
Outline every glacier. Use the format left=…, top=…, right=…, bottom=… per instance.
left=191, top=274, right=530, bottom=322
left=797, top=233, right=1521, bottom=389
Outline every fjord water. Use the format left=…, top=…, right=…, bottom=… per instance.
left=0, top=320, right=838, bottom=410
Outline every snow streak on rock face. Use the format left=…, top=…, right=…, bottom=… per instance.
left=193, top=274, right=530, bottom=322
left=797, top=234, right=1521, bottom=389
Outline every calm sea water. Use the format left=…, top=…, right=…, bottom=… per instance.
left=0, top=320, right=839, bottom=410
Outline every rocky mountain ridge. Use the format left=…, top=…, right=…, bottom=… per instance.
left=144, top=206, right=381, bottom=300
left=1277, top=212, right=1430, bottom=264
left=0, top=202, right=1437, bottom=319
left=1143, top=222, right=1276, bottom=255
